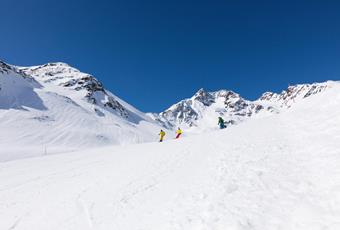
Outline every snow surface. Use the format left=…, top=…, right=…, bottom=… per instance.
left=1, top=81, right=339, bottom=230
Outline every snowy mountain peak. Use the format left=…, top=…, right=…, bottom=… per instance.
left=45, top=62, right=70, bottom=67
left=213, top=89, right=239, bottom=98
left=22, top=62, right=81, bottom=82
left=192, top=88, right=215, bottom=106
left=21, top=62, right=129, bottom=118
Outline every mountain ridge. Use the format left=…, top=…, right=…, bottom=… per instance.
left=0, top=59, right=336, bottom=157
left=154, top=81, right=332, bottom=131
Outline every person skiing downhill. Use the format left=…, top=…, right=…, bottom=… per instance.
left=159, top=130, right=166, bottom=142
left=218, top=117, right=226, bottom=129
left=175, top=128, right=183, bottom=139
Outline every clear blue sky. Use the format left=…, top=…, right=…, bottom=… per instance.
left=1, top=0, right=340, bottom=112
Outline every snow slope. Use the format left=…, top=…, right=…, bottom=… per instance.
left=0, top=61, right=166, bottom=160
left=0, top=81, right=339, bottom=230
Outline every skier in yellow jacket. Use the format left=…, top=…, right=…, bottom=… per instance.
left=159, top=130, right=166, bottom=142
left=175, top=127, right=183, bottom=139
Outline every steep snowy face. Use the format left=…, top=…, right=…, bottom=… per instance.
left=158, top=82, right=332, bottom=131
left=0, top=61, right=34, bottom=81
left=21, top=63, right=128, bottom=117
left=0, top=61, right=44, bottom=110
left=259, top=83, right=329, bottom=107
left=0, top=61, right=15, bottom=74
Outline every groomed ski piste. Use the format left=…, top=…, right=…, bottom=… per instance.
left=1, top=82, right=340, bottom=230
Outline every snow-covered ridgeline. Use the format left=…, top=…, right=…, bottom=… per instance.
left=155, top=81, right=331, bottom=131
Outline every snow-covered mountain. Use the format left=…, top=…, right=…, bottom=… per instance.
left=154, top=82, right=330, bottom=132
left=0, top=59, right=335, bottom=159
left=0, top=61, right=164, bottom=159
left=1, top=79, right=339, bottom=230
left=1, top=60, right=340, bottom=229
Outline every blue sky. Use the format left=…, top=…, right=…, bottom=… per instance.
left=1, top=0, right=340, bottom=112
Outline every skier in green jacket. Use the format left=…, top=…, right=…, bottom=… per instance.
left=218, top=117, right=226, bottom=129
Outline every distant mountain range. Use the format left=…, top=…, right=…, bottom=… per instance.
left=151, top=81, right=329, bottom=133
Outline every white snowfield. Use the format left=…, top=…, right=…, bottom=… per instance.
left=0, top=82, right=339, bottom=230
